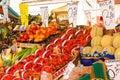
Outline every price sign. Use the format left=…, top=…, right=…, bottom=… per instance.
left=40, top=6, right=48, bottom=27
left=67, top=2, right=78, bottom=27
left=2, top=0, right=8, bottom=22
left=63, top=62, right=75, bottom=79
left=19, top=4, right=28, bottom=26
left=99, top=0, right=115, bottom=29
left=105, top=59, right=120, bottom=80
left=84, top=10, right=91, bottom=22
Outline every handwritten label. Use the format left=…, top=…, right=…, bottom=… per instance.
left=19, top=4, right=28, bottom=26
left=67, top=2, right=78, bottom=27
left=105, top=59, right=120, bottom=80
left=40, top=6, right=48, bottom=27
left=63, top=62, right=75, bottom=79
left=84, top=10, right=91, bottom=23
left=99, top=0, right=115, bottom=29
left=2, top=2, right=8, bottom=22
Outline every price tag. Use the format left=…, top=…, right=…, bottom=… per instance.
left=19, top=4, right=28, bottom=26
left=63, top=62, right=75, bottom=79
left=2, top=2, right=8, bottom=22
left=84, top=10, right=91, bottom=23
left=67, top=2, right=78, bottom=27
left=99, top=0, right=115, bottom=29
left=11, top=44, right=17, bottom=53
left=105, top=59, right=120, bottom=80
left=40, top=6, right=48, bottom=27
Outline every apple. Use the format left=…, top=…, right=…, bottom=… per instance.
left=59, top=56, right=65, bottom=66
left=24, top=54, right=37, bottom=62
left=19, top=33, right=24, bottom=38
left=21, top=70, right=30, bottom=79
left=42, top=58, right=51, bottom=66
left=53, top=38, right=63, bottom=45
left=65, top=28, right=73, bottom=34
left=35, top=49, right=45, bottom=57
left=62, top=54, right=69, bottom=64
left=32, top=63, right=43, bottom=74
left=23, top=34, right=29, bottom=40
left=26, top=30, right=32, bottom=35
left=13, top=78, right=22, bottom=80
left=42, top=50, right=53, bottom=58
left=35, top=30, right=41, bottom=35
left=49, top=54, right=60, bottom=69
left=62, top=46, right=70, bottom=54
left=45, top=43, right=56, bottom=50
left=13, top=69, right=23, bottom=78
left=15, top=60, right=27, bottom=69
left=6, top=66, right=18, bottom=75
left=85, top=35, right=91, bottom=42
left=34, top=57, right=44, bottom=64
left=1, top=74, right=15, bottom=80
left=42, top=66, right=54, bottom=73
left=16, top=37, right=21, bottom=42
left=0, top=73, right=4, bottom=79
left=20, top=38, right=26, bottom=42
left=24, top=61, right=34, bottom=70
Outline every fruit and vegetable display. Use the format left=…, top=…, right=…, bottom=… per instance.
left=0, top=24, right=19, bottom=53
left=0, top=46, right=37, bottom=68
left=17, top=24, right=59, bottom=43
left=82, top=25, right=120, bottom=60
left=0, top=27, right=91, bottom=79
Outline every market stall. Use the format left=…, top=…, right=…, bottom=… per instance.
left=0, top=0, right=120, bottom=80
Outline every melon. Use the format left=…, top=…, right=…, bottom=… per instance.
left=82, top=46, right=92, bottom=54
left=91, top=36, right=102, bottom=47
left=115, top=47, right=120, bottom=59
left=91, top=46, right=103, bottom=54
left=104, top=29, right=114, bottom=36
left=90, top=25, right=103, bottom=38
left=113, top=36, right=120, bottom=48
left=101, top=35, right=113, bottom=47
left=113, top=32, right=120, bottom=38
left=103, top=46, right=115, bottom=55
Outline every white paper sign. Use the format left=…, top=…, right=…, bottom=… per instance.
left=63, top=62, right=75, bottom=79
left=2, top=4, right=9, bottom=22
left=67, top=2, right=78, bottom=27
left=84, top=10, right=91, bottom=23
left=105, top=59, right=120, bottom=80
left=40, top=6, right=48, bottom=27
left=99, top=0, right=115, bottom=29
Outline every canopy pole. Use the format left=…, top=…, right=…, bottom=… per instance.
left=21, top=1, right=77, bottom=6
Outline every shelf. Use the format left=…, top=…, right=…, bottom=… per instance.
left=17, top=42, right=45, bottom=48
left=53, top=65, right=67, bottom=80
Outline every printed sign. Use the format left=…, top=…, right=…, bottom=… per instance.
left=2, top=0, right=8, bottom=22
left=19, top=3, right=28, bottom=26
left=84, top=10, right=91, bottom=23
left=67, top=2, right=78, bottom=27
left=105, top=59, right=120, bottom=80
left=63, top=62, right=75, bottom=79
left=40, top=6, right=48, bottom=27
left=99, top=0, right=115, bottom=29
